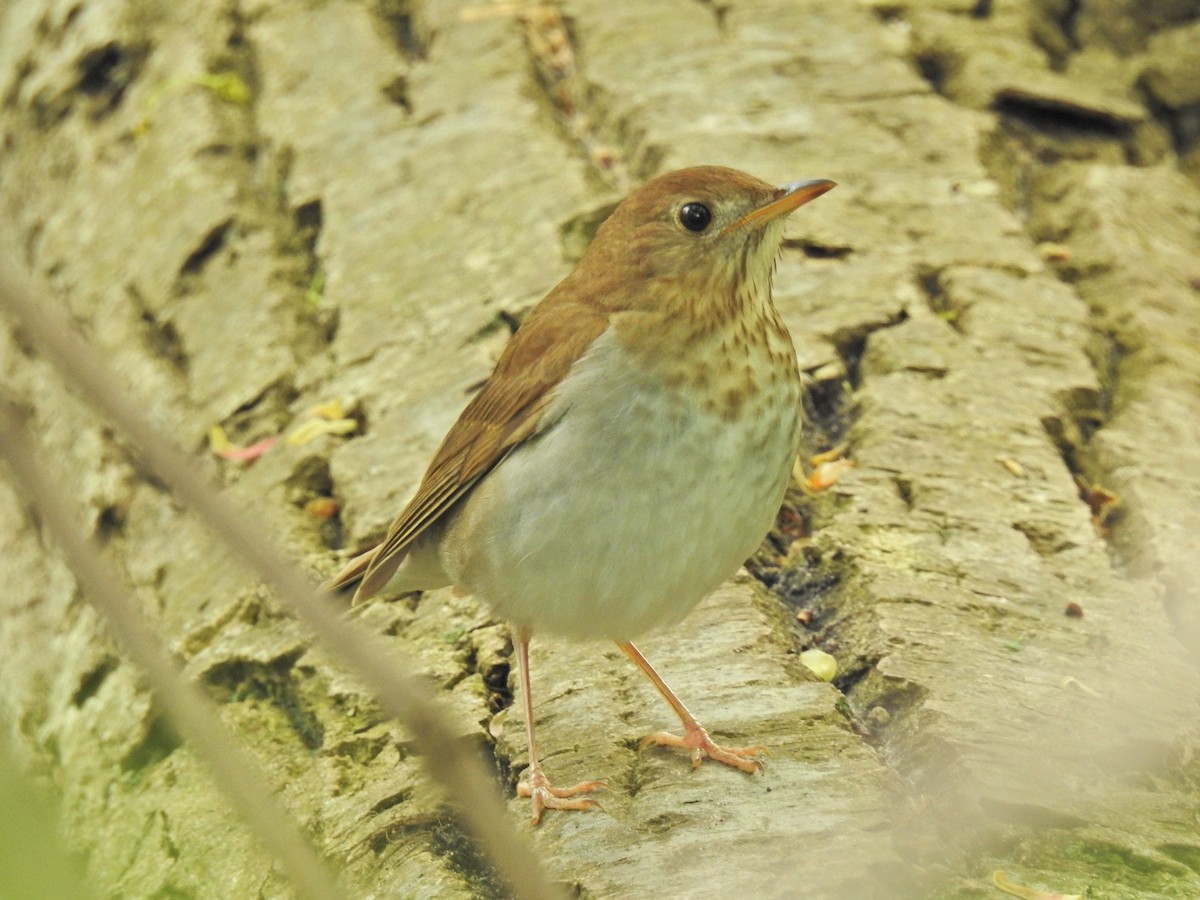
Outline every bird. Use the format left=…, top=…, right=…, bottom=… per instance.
left=326, top=165, right=836, bottom=824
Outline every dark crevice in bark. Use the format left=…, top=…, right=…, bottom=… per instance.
left=831, top=308, right=911, bottom=390
left=519, top=6, right=631, bottom=191
left=201, top=651, right=326, bottom=751
left=994, top=93, right=1133, bottom=139
left=375, top=1, right=431, bottom=62
left=977, top=114, right=1144, bottom=572
left=196, top=3, right=334, bottom=352
left=75, top=40, right=147, bottom=117
left=72, top=656, right=119, bottom=707
left=917, top=265, right=965, bottom=334
left=178, top=219, right=233, bottom=278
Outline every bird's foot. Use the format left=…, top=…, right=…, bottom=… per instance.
left=639, top=722, right=766, bottom=773
left=517, top=769, right=605, bottom=825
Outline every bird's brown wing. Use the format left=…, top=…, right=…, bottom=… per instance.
left=328, top=300, right=610, bottom=601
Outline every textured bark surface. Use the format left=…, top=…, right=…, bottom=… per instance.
left=2, top=1, right=1200, bottom=898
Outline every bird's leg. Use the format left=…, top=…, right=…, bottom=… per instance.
left=513, top=633, right=605, bottom=824
left=618, top=641, right=765, bottom=773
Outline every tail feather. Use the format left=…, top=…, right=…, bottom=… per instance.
left=322, top=544, right=378, bottom=596
left=354, top=548, right=408, bottom=602
left=323, top=540, right=414, bottom=603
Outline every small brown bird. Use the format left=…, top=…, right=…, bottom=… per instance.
left=327, top=165, right=835, bottom=824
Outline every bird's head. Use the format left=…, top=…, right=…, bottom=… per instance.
left=580, top=165, right=835, bottom=318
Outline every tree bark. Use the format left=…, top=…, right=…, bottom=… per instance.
left=2, top=1, right=1199, bottom=897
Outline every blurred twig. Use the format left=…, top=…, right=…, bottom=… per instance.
left=0, top=255, right=560, bottom=900
left=0, top=398, right=344, bottom=900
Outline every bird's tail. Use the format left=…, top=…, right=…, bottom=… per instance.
left=321, top=544, right=380, bottom=598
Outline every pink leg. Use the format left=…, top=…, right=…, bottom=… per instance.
left=619, top=641, right=765, bottom=773
left=513, top=633, right=604, bottom=825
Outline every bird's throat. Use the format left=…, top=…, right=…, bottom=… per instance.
left=612, top=296, right=798, bottom=424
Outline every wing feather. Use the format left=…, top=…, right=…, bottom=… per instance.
left=326, top=299, right=610, bottom=601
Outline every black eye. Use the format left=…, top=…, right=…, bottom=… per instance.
left=679, top=202, right=712, bottom=233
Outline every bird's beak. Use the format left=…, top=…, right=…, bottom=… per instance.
left=726, top=178, right=837, bottom=234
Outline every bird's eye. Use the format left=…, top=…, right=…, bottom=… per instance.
left=678, top=202, right=713, bottom=233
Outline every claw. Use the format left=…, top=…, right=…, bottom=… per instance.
left=638, top=725, right=766, bottom=774
left=517, top=770, right=606, bottom=825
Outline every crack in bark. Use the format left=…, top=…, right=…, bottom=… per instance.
left=975, top=125, right=1151, bottom=576
left=193, top=2, right=333, bottom=351
left=518, top=4, right=631, bottom=191
left=375, top=0, right=430, bottom=62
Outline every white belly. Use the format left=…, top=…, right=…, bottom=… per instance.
left=440, top=329, right=801, bottom=641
